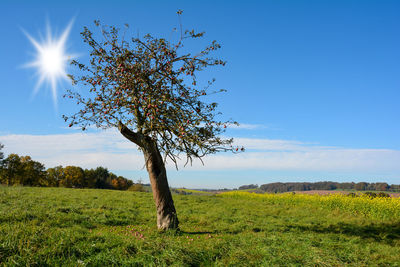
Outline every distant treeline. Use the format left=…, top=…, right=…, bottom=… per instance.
left=238, top=184, right=259, bottom=190
left=238, top=182, right=400, bottom=193
left=0, top=151, right=134, bottom=190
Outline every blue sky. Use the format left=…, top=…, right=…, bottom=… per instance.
left=0, top=0, right=399, bottom=188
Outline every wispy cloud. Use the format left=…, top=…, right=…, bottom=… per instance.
left=228, top=123, right=267, bottom=130
left=232, top=137, right=310, bottom=151
left=1, top=130, right=399, bottom=175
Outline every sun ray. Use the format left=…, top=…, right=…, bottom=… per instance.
left=22, top=19, right=76, bottom=108
left=33, top=74, right=46, bottom=96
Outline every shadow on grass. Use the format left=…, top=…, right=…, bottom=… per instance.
left=179, top=229, right=246, bottom=235
left=179, top=222, right=400, bottom=242
left=288, top=222, right=400, bottom=243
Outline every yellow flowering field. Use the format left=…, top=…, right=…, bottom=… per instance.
left=219, top=191, right=400, bottom=220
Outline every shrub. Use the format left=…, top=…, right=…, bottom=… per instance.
left=377, top=192, right=390, bottom=198
left=128, top=184, right=145, bottom=192
left=363, top=192, right=377, bottom=198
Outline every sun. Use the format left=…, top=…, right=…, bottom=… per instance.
left=23, top=19, right=76, bottom=107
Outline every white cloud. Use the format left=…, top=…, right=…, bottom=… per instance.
left=0, top=130, right=143, bottom=170
left=1, top=130, right=399, bottom=175
left=228, top=123, right=266, bottom=130
left=194, top=149, right=400, bottom=172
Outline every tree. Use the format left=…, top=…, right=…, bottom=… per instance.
left=64, top=12, right=241, bottom=230
left=83, top=168, right=97, bottom=188
left=355, top=182, right=368, bottom=191
left=47, top=166, right=65, bottom=187
left=128, top=183, right=145, bottom=192
left=19, top=156, right=46, bottom=186
left=238, top=184, right=258, bottom=190
left=390, top=184, right=400, bottom=192
left=60, top=166, right=85, bottom=188
left=0, top=154, right=22, bottom=185
left=375, top=182, right=389, bottom=191
left=92, top=166, right=111, bottom=189
left=0, top=153, right=45, bottom=186
left=0, top=143, right=4, bottom=163
left=0, top=143, right=4, bottom=179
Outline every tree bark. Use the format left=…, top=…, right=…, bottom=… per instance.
left=118, top=122, right=179, bottom=230
left=143, top=138, right=179, bottom=230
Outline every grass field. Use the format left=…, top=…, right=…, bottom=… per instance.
left=1, top=186, right=399, bottom=266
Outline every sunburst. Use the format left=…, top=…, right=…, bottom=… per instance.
left=23, top=19, right=76, bottom=107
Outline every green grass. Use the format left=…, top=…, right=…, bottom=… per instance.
left=0, top=186, right=399, bottom=266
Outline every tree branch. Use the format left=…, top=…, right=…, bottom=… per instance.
left=118, top=121, right=144, bottom=147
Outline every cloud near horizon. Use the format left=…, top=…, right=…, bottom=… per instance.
left=0, top=130, right=399, bottom=175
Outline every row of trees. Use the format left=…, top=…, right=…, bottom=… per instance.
left=0, top=144, right=134, bottom=190
left=238, top=184, right=258, bottom=190
left=257, top=181, right=400, bottom=193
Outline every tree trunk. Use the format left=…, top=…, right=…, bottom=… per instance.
left=143, top=138, right=179, bottom=230
left=118, top=122, right=179, bottom=230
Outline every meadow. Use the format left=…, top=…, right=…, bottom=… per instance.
left=0, top=186, right=399, bottom=266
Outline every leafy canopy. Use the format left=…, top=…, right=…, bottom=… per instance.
left=64, top=13, right=243, bottom=166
